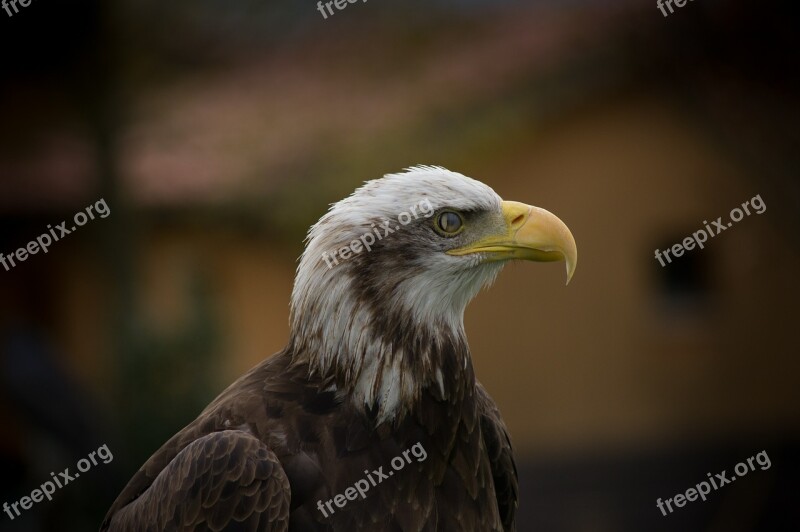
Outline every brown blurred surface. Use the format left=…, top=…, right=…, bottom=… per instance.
left=1, top=0, right=798, bottom=530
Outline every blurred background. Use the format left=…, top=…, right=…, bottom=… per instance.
left=1, top=0, right=798, bottom=530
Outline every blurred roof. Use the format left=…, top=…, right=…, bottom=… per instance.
left=0, top=2, right=640, bottom=212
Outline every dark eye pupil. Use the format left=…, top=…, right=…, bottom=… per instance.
left=438, top=212, right=462, bottom=233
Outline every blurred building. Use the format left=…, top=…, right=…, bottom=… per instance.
left=1, top=0, right=797, bottom=530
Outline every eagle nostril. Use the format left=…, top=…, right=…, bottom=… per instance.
left=510, top=214, right=525, bottom=227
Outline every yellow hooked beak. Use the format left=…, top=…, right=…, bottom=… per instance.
left=446, top=201, right=577, bottom=284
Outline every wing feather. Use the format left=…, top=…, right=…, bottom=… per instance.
left=101, top=430, right=290, bottom=532
left=477, top=383, right=519, bottom=532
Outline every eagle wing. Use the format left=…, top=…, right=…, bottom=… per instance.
left=100, top=429, right=290, bottom=531
left=476, top=383, right=519, bottom=532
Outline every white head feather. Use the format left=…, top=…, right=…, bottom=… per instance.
left=290, top=166, right=505, bottom=422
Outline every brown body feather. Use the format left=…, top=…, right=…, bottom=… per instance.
left=101, top=348, right=517, bottom=531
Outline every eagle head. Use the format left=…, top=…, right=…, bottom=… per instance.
left=289, top=166, right=576, bottom=423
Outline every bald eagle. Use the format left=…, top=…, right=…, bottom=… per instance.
left=101, top=166, right=577, bottom=532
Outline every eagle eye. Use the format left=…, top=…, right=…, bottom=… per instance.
left=436, top=212, right=463, bottom=235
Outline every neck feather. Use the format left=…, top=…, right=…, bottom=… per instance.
left=288, top=283, right=474, bottom=424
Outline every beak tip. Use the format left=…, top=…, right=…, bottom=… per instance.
left=565, top=260, right=576, bottom=286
